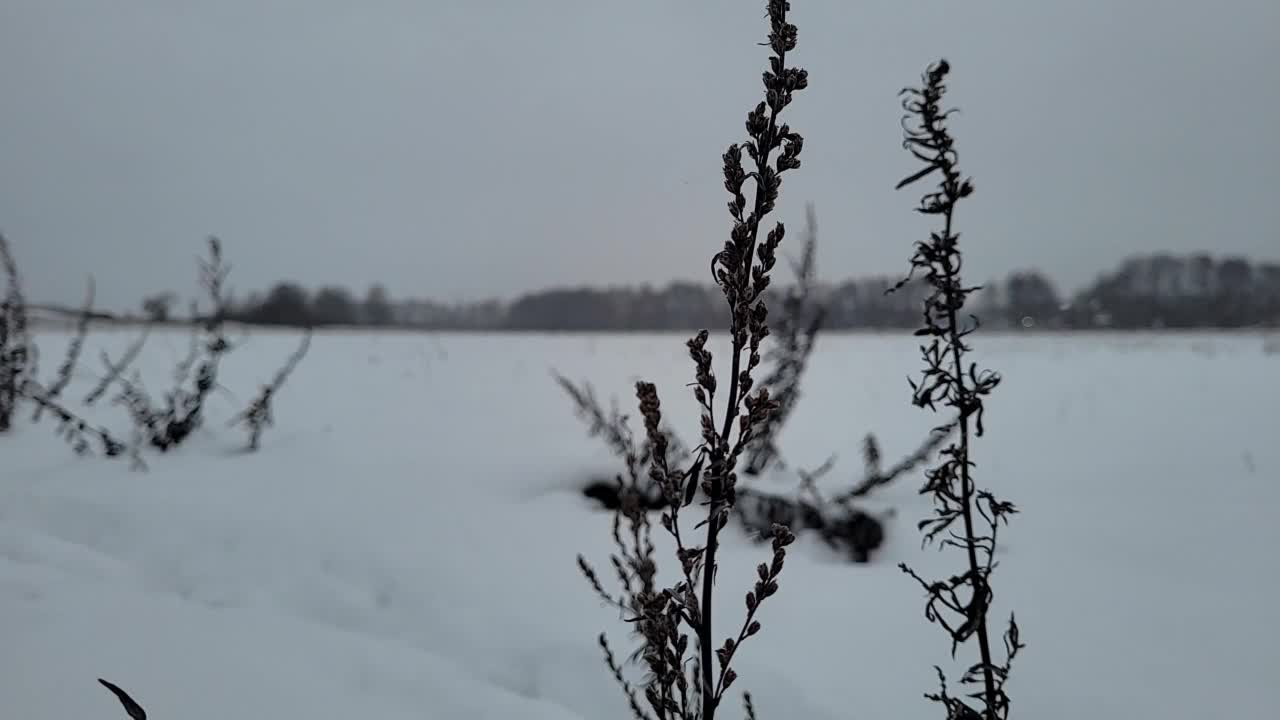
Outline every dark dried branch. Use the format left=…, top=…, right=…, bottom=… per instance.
left=98, top=678, right=147, bottom=720
left=555, top=372, right=690, bottom=484
left=892, top=60, right=1021, bottom=720
left=228, top=328, right=312, bottom=450
left=31, top=276, right=94, bottom=422
left=118, top=237, right=235, bottom=452
left=835, top=420, right=958, bottom=503
left=745, top=202, right=825, bottom=475
left=84, top=326, right=151, bottom=406
left=579, top=5, right=806, bottom=719
left=20, top=380, right=125, bottom=457
left=598, top=633, right=658, bottom=720
left=0, top=232, right=33, bottom=432
left=172, top=310, right=201, bottom=385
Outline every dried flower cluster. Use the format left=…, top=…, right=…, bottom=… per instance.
left=557, top=373, right=691, bottom=487
left=892, top=60, right=1023, bottom=720
left=577, top=3, right=807, bottom=719
left=743, top=203, right=824, bottom=476
left=562, top=15, right=962, bottom=573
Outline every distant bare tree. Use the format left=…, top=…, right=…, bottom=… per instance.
left=363, top=284, right=395, bottom=326
left=141, top=292, right=177, bottom=323
left=311, top=286, right=358, bottom=326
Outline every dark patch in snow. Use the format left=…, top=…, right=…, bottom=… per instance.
left=580, top=478, right=665, bottom=512
left=577, top=479, right=887, bottom=563
left=733, top=488, right=887, bottom=564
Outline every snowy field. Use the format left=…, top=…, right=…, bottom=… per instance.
left=2, top=327, right=1277, bottom=719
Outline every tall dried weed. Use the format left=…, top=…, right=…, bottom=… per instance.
left=577, top=3, right=808, bottom=718
left=892, top=60, right=1023, bottom=720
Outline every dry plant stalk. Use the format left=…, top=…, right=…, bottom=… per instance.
left=83, top=326, right=151, bottom=406
left=0, top=232, right=32, bottom=432
left=556, top=373, right=674, bottom=481
left=30, top=276, right=95, bottom=422
left=228, top=327, right=312, bottom=450
left=116, top=237, right=234, bottom=451
left=561, top=202, right=955, bottom=545
left=744, top=202, right=824, bottom=476
left=21, top=380, right=126, bottom=456
left=577, top=3, right=807, bottom=719
left=1, top=233, right=134, bottom=458
left=555, top=372, right=691, bottom=510
left=98, top=678, right=147, bottom=720
left=834, top=420, right=958, bottom=504
left=0, top=233, right=305, bottom=468
left=892, top=60, right=1023, bottom=720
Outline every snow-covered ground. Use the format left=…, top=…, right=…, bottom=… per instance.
left=2, top=327, right=1276, bottom=719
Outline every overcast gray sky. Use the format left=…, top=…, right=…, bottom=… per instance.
left=2, top=0, right=1277, bottom=311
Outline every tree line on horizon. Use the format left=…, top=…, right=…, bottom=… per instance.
left=128, top=251, right=1280, bottom=331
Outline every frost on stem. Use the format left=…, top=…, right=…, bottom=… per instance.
left=891, top=59, right=1024, bottom=720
